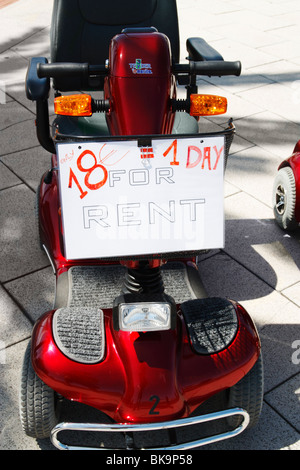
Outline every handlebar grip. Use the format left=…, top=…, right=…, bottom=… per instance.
left=37, top=62, right=89, bottom=79
left=190, top=60, right=241, bottom=76
left=174, top=60, right=241, bottom=77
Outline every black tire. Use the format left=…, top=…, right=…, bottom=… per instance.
left=19, top=341, right=60, bottom=439
left=273, top=167, right=298, bottom=230
left=226, top=353, right=264, bottom=429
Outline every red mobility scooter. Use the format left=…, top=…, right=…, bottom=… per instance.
left=20, top=0, right=263, bottom=450
left=273, top=141, right=300, bottom=230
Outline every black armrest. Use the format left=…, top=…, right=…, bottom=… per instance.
left=186, top=38, right=223, bottom=62
left=26, top=57, right=55, bottom=153
left=26, top=57, right=50, bottom=101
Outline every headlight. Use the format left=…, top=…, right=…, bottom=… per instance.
left=118, top=302, right=171, bottom=332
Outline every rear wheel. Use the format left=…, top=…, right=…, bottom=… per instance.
left=273, top=167, right=298, bottom=230
left=19, top=341, right=60, bottom=439
left=226, top=354, right=264, bottom=429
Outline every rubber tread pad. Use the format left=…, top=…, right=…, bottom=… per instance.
left=52, top=307, right=104, bottom=364
left=67, top=263, right=197, bottom=308
left=181, top=297, right=238, bottom=355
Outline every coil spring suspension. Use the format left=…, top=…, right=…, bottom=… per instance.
left=123, top=261, right=164, bottom=294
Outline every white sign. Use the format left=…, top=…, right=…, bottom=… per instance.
left=57, top=135, right=225, bottom=260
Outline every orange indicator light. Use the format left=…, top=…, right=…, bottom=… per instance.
left=54, top=94, right=93, bottom=116
left=189, top=94, right=227, bottom=116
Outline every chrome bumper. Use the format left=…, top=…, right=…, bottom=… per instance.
left=51, top=407, right=249, bottom=450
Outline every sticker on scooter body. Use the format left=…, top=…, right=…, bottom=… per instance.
left=129, top=58, right=153, bottom=74
left=56, top=135, right=225, bottom=260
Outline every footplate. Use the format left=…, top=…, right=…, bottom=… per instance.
left=54, top=261, right=207, bottom=310
left=50, top=407, right=250, bottom=450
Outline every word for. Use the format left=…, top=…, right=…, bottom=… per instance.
left=108, top=167, right=174, bottom=187
left=83, top=199, right=205, bottom=229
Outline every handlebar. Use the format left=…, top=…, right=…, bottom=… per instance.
left=173, top=60, right=241, bottom=77
left=37, top=60, right=241, bottom=79
left=37, top=62, right=107, bottom=79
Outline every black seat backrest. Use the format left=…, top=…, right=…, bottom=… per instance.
left=50, top=0, right=180, bottom=91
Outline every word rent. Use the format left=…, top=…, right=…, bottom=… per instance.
left=83, top=199, right=205, bottom=229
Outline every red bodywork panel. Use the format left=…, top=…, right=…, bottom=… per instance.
left=104, top=31, right=175, bottom=135
left=31, top=303, right=260, bottom=424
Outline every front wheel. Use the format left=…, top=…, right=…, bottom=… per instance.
left=19, top=341, right=60, bottom=439
left=273, top=167, right=298, bottom=230
left=226, top=353, right=264, bottom=429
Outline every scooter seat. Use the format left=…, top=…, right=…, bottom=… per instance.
left=172, top=112, right=199, bottom=135
left=51, top=0, right=180, bottom=92
left=52, top=113, right=110, bottom=138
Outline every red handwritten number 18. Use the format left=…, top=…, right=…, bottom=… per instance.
left=68, top=150, right=108, bottom=199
